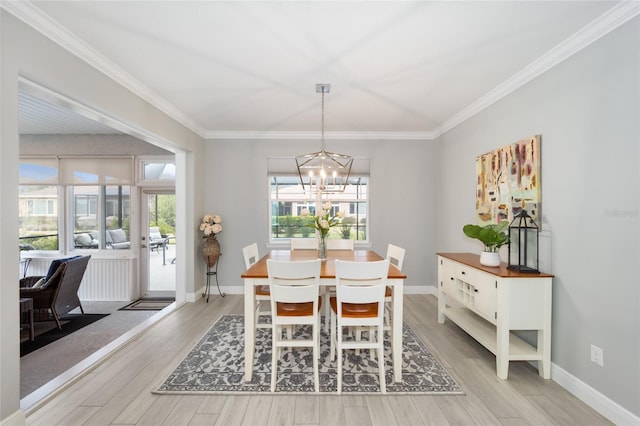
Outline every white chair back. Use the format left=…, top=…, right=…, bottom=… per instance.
left=332, top=258, right=389, bottom=393
left=326, top=239, right=354, bottom=250
left=267, top=259, right=321, bottom=316
left=266, top=259, right=322, bottom=392
left=242, top=243, right=260, bottom=269
left=290, top=238, right=318, bottom=250
left=334, top=259, right=389, bottom=324
left=386, top=244, right=406, bottom=271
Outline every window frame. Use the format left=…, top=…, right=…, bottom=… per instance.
left=268, top=173, right=369, bottom=246
left=19, top=156, right=137, bottom=253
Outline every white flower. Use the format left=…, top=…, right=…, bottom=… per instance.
left=301, top=208, right=310, bottom=217
left=319, top=220, right=329, bottom=230
left=201, top=214, right=223, bottom=236
left=336, top=211, right=344, bottom=218
left=323, top=202, right=332, bottom=211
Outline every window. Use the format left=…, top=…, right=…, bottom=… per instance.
left=19, top=157, right=134, bottom=251
left=138, top=157, right=176, bottom=185
left=71, top=186, right=131, bottom=250
left=269, top=175, right=368, bottom=243
left=19, top=185, right=60, bottom=250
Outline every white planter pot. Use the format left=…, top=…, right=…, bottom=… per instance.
left=480, top=251, right=501, bottom=267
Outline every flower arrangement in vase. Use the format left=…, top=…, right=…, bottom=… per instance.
left=301, top=202, right=343, bottom=259
left=200, top=214, right=222, bottom=267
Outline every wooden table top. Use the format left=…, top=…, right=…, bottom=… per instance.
left=437, top=252, right=554, bottom=278
left=241, top=249, right=407, bottom=279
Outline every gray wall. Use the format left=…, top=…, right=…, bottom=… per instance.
left=1, top=11, right=204, bottom=422
left=205, top=138, right=437, bottom=291
left=435, top=17, right=639, bottom=417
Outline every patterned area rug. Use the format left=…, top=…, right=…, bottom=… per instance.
left=155, top=314, right=463, bottom=394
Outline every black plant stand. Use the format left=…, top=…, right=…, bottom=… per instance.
left=204, top=256, right=225, bottom=302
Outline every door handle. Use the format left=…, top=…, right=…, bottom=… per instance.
left=141, top=244, right=147, bottom=248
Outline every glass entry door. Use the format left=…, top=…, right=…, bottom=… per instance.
left=140, top=191, right=176, bottom=298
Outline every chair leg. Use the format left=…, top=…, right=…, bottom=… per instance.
left=330, top=311, right=337, bottom=361
left=271, top=325, right=279, bottom=392
left=51, top=307, right=62, bottom=330
left=313, top=323, right=319, bottom=393
left=337, top=325, right=343, bottom=394
left=78, top=302, right=85, bottom=314
left=378, top=328, right=386, bottom=393
left=323, top=290, right=330, bottom=333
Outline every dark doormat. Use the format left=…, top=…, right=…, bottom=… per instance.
left=20, top=313, right=109, bottom=357
left=119, top=298, right=175, bottom=311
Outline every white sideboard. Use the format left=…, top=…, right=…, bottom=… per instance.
left=437, top=253, right=553, bottom=379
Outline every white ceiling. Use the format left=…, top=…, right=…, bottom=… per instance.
left=7, top=1, right=638, bottom=139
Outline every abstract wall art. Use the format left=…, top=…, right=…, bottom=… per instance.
left=475, top=135, right=541, bottom=225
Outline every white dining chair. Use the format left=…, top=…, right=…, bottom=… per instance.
left=330, top=258, right=389, bottom=394
left=290, top=238, right=318, bottom=250
left=322, top=239, right=353, bottom=331
left=326, top=239, right=354, bottom=250
left=384, top=243, right=406, bottom=330
left=267, top=259, right=322, bottom=392
left=243, top=243, right=272, bottom=344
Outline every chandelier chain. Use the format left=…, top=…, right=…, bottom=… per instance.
left=321, top=89, right=325, bottom=150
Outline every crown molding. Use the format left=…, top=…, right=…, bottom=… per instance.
left=433, top=0, right=640, bottom=138
left=205, top=130, right=437, bottom=141
left=2, top=1, right=208, bottom=138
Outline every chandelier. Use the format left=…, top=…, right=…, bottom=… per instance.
left=296, top=84, right=353, bottom=193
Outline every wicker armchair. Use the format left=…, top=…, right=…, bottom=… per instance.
left=20, top=255, right=91, bottom=330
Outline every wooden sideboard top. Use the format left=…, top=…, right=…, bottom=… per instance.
left=437, top=252, right=554, bottom=278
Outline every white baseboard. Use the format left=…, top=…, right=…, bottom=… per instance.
left=0, top=409, right=25, bottom=426
left=551, top=363, right=640, bottom=425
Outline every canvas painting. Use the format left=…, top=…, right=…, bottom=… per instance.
left=475, top=135, right=541, bottom=225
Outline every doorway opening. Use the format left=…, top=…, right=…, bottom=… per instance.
left=141, top=191, right=176, bottom=298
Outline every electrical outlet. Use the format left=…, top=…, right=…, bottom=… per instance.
left=590, top=344, right=604, bottom=367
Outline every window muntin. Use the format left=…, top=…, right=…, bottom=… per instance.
left=269, top=175, right=368, bottom=243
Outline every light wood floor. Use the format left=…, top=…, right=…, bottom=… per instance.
left=25, top=295, right=611, bottom=426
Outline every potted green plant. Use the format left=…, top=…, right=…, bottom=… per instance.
left=462, top=221, right=509, bottom=266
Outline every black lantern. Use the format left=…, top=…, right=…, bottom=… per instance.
left=508, top=209, right=540, bottom=273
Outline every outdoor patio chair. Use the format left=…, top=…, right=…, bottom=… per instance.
left=106, top=229, right=130, bottom=249
left=149, top=226, right=167, bottom=253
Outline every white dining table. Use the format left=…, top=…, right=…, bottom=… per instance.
left=241, top=249, right=407, bottom=383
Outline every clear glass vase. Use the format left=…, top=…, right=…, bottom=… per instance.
left=318, top=237, right=327, bottom=260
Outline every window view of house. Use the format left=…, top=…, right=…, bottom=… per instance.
left=19, top=185, right=59, bottom=250
left=269, top=175, right=368, bottom=242
left=19, top=158, right=134, bottom=251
